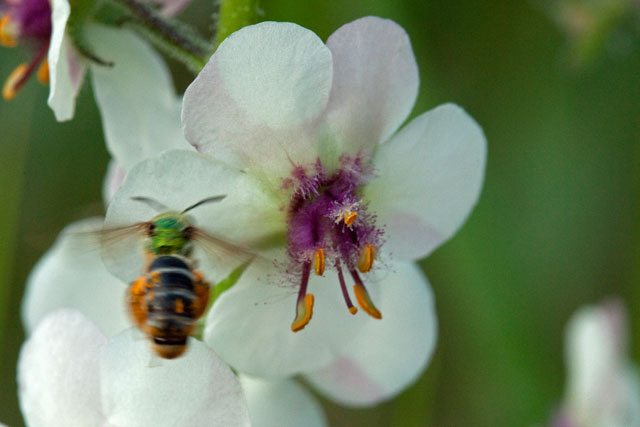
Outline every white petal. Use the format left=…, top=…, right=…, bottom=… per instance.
left=47, top=0, right=86, bottom=121
left=87, top=24, right=191, bottom=171
left=240, top=376, right=327, bottom=427
left=18, top=310, right=107, bottom=427
left=103, top=150, right=283, bottom=284
left=365, top=103, right=487, bottom=260
left=565, top=300, right=629, bottom=420
left=100, top=329, right=250, bottom=427
left=21, top=218, right=130, bottom=337
left=305, top=262, right=437, bottom=407
left=183, top=21, right=333, bottom=174
left=102, top=160, right=126, bottom=207
left=325, top=16, right=419, bottom=155
left=204, top=254, right=368, bottom=377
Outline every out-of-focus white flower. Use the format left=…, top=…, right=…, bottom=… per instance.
left=18, top=309, right=251, bottom=427
left=105, top=16, right=486, bottom=407
left=1, top=0, right=189, bottom=125
left=21, top=225, right=328, bottom=427
left=552, top=299, right=640, bottom=427
left=547, top=0, right=636, bottom=66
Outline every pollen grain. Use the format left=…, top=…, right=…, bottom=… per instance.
left=291, top=294, right=314, bottom=332
left=37, top=59, right=49, bottom=84
left=0, top=15, right=18, bottom=47
left=2, top=63, right=27, bottom=100
left=353, top=283, right=382, bottom=319
left=357, top=244, right=375, bottom=273
left=344, top=211, right=358, bottom=226
left=313, top=248, right=325, bottom=276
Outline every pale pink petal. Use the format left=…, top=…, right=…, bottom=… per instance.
left=101, top=329, right=250, bottom=427
left=183, top=21, right=333, bottom=178
left=304, top=262, right=437, bottom=407
left=21, top=218, right=130, bottom=337
left=563, top=300, right=640, bottom=425
left=102, top=160, right=126, bottom=206
left=324, top=16, right=419, bottom=155
left=47, top=0, right=86, bottom=121
left=365, top=103, right=487, bottom=260
left=87, top=24, right=191, bottom=172
left=204, top=253, right=368, bottom=378
left=240, top=376, right=327, bottom=427
left=18, top=310, right=107, bottom=427
left=103, top=150, right=282, bottom=284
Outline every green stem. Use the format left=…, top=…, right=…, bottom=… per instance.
left=105, top=0, right=210, bottom=71
left=215, top=0, right=261, bottom=49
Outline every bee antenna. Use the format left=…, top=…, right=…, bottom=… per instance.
left=131, top=196, right=170, bottom=212
left=182, top=195, right=226, bottom=214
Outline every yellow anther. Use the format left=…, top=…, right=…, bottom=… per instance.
left=348, top=306, right=358, bottom=315
left=353, top=283, right=382, bottom=319
left=357, top=244, right=375, bottom=273
left=313, top=248, right=325, bottom=276
left=2, top=63, right=27, bottom=100
left=343, top=211, right=358, bottom=226
left=0, top=14, right=18, bottom=47
left=37, top=59, right=49, bottom=84
left=150, top=271, right=161, bottom=283
left=291, top=293, right=314, bottom=332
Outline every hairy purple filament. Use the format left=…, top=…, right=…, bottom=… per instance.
left=285, top=156, right=384, bottom=332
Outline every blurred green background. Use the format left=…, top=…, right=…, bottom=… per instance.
left=1, top=0, right=639, bottom=425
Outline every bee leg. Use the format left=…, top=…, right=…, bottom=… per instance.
left=192, top=270, right=210, bottom=320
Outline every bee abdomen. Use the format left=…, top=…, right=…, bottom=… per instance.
left=147, top=287, right=198, bottom=319
left=148, top=255, right=190, bottom=271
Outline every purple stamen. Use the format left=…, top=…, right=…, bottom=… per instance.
left=296, top=261, right=311, bottom=307
left=12, top=40, right=47, bottom=90
left=285, top=155, right=384, bottom=328
left=336, top=260, right=357, bottom=314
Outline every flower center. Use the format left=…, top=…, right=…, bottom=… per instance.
left=283, top=156, right=384, bottom=332
left=1, top=0, right=52, bottom=100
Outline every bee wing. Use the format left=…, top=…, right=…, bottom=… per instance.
left=94, top=223, right=150, bottom=284
left=73, top=223, right=148, bottom=246
left=190, top=227, right=259, bottom=281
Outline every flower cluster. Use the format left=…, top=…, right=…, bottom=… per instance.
left=12, top=9, right=489, bottom=427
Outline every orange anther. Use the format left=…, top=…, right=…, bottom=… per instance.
left=2, top=63, right=27, bottom=100
left=344, top=211, right=358, bottom=226
left=313, top=248, right=325, bottom=276
left=37, top=59, right=49, bottom=84
left=291, top=294, right=314, bottom=332
left=0, top=15, right=18, bottom=47
left=150, top=271, right=161, bottom=283
left=348, top=306, right=358, bottom=315
left=353, top=283, right=382, bottom=319
left=357, top=244, right=375, bottom=273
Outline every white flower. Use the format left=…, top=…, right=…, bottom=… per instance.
left=18, top=309, right=251, bottom=427
left=1, top=0, right=187, bottom=128
left=105, top=16, right=486, bottom=407
left=21, top=223, right=328, bottom=427
left=553, top=299, right=640, bottom=427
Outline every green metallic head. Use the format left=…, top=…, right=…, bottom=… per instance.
left=132, top=195, right=227, bottom=256
left=146, top=211, right=193, bottom=256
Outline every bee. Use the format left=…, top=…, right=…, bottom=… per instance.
left=99, top=195, right=248, bottom=359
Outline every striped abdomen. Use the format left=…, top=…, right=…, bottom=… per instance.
left=128, top=255, right=210, bottom=359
